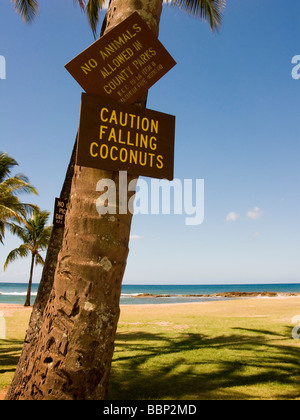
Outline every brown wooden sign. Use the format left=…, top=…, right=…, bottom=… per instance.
left=77, top=93, right=175, bottom=180
left=65, top=12, right=176, bottom=104
left=53, top=198, right=68, bottom=228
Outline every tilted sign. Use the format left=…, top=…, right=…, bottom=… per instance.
left=77, top=93, right=175, bottom=180
left=53, top=198, right=68, bottom=228
left=65, top=12, right=176, bottom=104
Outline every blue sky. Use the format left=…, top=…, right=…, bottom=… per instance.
left=0, top=0, right=299, bottom=284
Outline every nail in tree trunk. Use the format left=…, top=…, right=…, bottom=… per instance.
left=8, top=0, right=163, bottom=400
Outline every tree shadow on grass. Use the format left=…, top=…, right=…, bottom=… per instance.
left=107, top=328, right=300, bottom=400
left=0, top=339, right=24, bottom=375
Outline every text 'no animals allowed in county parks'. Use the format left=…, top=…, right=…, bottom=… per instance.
left=65, top=12, right=176, bottom=104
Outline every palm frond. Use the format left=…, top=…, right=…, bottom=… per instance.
left=0, top=196, right=37, bottom=223
left=8, top=222, right=29, bottom=243
left=35, top=252, right=45, bottom=267
left=0, top=152, right=18, bottom=183
left=4, top=207, right=51, bottom=301
left=0, top=175, right=38, bottom=195
left=0, top=220, right=5, bottom=244
left=73, top=0, right=109, bottom=37
left=13, top=0, right=39, bottom=24
left=0, top=152, right=38, bottom=240
left=85, top=0, right=107, bottom=39
left=35, top=225, right=52, bottom=251
left=74, top=0, right=86, bottom=12
left=4, top=244, right=30, bottom=270
left=0, top=202, right=26, bottom=224
left=30, top=209, right=51, bottom=230
left=166, top=0, right=226, bottom=31
left=20, top=208, right=51, bottom=248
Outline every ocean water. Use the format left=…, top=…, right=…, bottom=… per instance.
left=0, top=283, right=299, bottom=306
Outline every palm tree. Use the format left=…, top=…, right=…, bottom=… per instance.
left=7, top=0, right=226, bottom=400
left=4, top=209, right=52, bottom=307
left=0, top=152, right=37, bottom=244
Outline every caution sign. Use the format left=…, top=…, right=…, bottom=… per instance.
left=65, top=12, right=176, bottom=104
left=77, top=93, right=175, bottom=180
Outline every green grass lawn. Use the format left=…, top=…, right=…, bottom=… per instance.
left=1, top=298, right=300, bottom=400
left=107, top=299, right=300, bottom=400
left=0, top=307, right=32, bottom=397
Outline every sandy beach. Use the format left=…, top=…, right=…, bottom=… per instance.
left=0, top=304, right=32, bottom=317
left=1, top=296, right=300, bottom=400
left=117, top=295, right=300, bottom=324
left=1, top=293, right=300, bottom=318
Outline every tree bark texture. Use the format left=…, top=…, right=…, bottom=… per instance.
left=8, top=0, right=163, bottom=400
left=6, top=138, right=77, bottom=399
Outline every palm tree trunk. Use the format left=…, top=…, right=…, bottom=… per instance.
left=24, top=254, right=35, bottom=307
left=5, top=137, right=77, bottom=400
left=8, top=0, right=163, bottom=400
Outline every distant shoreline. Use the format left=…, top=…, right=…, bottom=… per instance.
left=0, top=292, right=299, bottom=310
left=2, top=291, right=300, bottom=299
left=0, top=293, right=300, bottom=313
left=1, top=283, right=300, bottom=305
left=130, top=291, right=300, bottom=299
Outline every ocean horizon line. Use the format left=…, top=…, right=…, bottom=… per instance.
left=0, top=281, right=299, bottom=286
left=1, top=282, right=299, bottom=305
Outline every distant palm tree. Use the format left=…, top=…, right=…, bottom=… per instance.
left=4, top=209, right=52, bottom=307
left=0, top=152, right=37, bottom=244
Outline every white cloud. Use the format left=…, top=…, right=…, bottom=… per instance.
left=247, top=207, right=263, bottom=220
left=226, top=212, right=240, bottom=222
left=130, top=235, right=144, bottom=240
